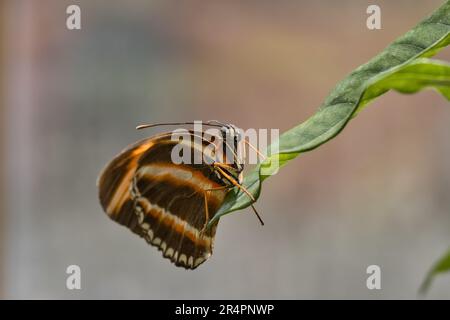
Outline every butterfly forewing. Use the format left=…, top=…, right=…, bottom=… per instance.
left=98, top=132, right=228, bottom=269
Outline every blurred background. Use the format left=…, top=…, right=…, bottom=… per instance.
left=1, top=0, right=450, bottom=299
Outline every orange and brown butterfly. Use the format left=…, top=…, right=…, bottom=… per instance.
left=97, top=121, right=263, bottom=269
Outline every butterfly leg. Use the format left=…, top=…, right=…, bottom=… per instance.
left=201, top=192, right=209, bottom=236
left=213, top=163, right=264, bottom=226
left=200, top=185, right=233, bottom=235
left=213, top=163, right=255, bottom=201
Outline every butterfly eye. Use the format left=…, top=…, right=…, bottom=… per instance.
left=220, top=127, right=228, bottom=136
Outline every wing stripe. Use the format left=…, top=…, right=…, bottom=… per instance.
left=135, top=196, right=212, bottom=247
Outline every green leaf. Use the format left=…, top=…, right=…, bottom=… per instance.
left=420, top=248, right=450, bottom=294
left=209, top=1, right=450, bottom=227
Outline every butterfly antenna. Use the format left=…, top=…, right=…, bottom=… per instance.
left=136, top=121, right=224, bottom=130
left=244, top=139, right=267, bottom=161
left=251, top=204, right=264, bottom=226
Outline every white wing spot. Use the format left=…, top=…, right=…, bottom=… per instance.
left=194, top=257, right=205, bottom=267
left=165, top=248, right=174, bottom=258
left=179, top=254, right=187, bottom=265
left=153, top=238, right=161, bottom=246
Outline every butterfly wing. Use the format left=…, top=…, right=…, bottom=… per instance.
left=98, top=132, right=227, bottom=269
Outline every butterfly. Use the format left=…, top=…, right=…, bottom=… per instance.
left=97, top=121, right=263, bottom=269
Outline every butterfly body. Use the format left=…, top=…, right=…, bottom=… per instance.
left=98, top=130, right=240, bottom=269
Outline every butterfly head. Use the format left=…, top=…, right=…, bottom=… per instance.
left=219, top=124, right=245, bottom=181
